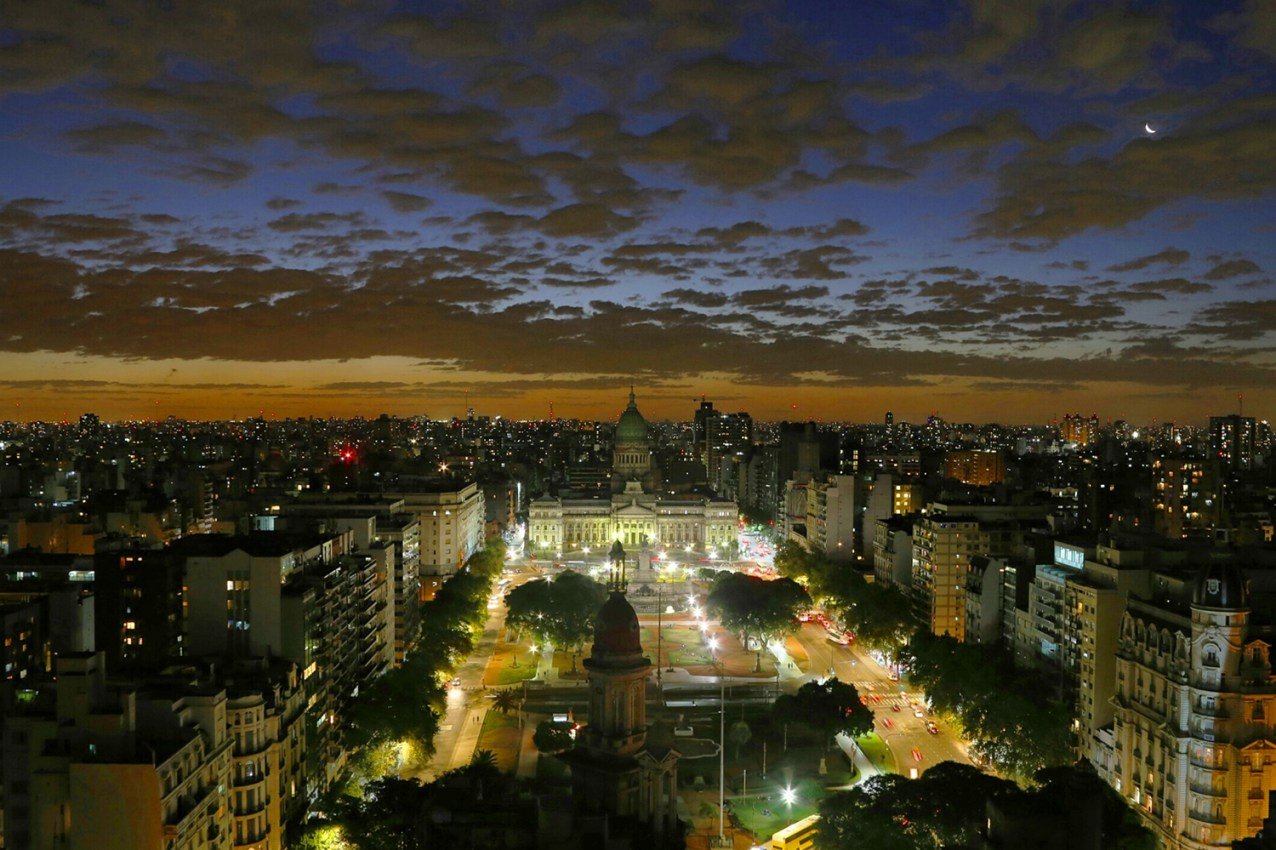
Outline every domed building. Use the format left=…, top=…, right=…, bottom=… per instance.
left=1110, top=561, right=1276, bottom=848
left=528, top=388, right=738, bottom=557
left=558, top=542, right=681, bottom=841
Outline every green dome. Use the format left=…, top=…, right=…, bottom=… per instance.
left=615, top=387, right=648, bottom=444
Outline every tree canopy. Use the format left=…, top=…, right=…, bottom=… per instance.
left=707, top=571, right=810, bottom=668
left=504, top=569, right=608, bottom=670
left=772, top=677, right=874, bottom=751
left=904, top=631, right=1072, bottom=779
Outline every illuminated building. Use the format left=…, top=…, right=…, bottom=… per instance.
left=943, top=449, right=1007, bottom=486
left=529, top=391, right=738, bottom=554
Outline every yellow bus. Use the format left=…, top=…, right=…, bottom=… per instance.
left=770, top=813, right=820, bottom=850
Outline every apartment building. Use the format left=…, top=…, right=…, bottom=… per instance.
left=386, top=482, right=485, bottom=576
left=2, top=652, right=234, bottom=850
left=1108, top=563, right=1276, bottom=848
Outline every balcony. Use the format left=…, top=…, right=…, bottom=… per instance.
left=1190, top=808, right=1227, bottom=826
left=1193, top=700, right=1228, bottom=718
left=1189, top=781, right=1227, bottom=797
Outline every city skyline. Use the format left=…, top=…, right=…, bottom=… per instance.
left=1, top=2, right=1273, bottom=422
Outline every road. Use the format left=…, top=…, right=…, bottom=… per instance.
left=412, top=565, right=536, bottom=780
left=791, top=622, right=972, bottom=774
left=417, top=555, right=971, bottom=783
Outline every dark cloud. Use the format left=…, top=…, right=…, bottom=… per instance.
left=663, top=288, right=729, bottom=308
left=1107, top=248, right=1190, bottom=272
left=380, top=191, right=433, bottom=213
left=1204, top=258, right=1262, bottom=280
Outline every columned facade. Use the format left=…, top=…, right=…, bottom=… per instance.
left=528, top=390, right=738, bottom=555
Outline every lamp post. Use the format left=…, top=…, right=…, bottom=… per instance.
left=718, top=657, right=725, bottom=846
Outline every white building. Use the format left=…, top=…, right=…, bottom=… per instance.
left=528, top=390, right=738, bottom=555
left=387, top=483, right=485, bottom=575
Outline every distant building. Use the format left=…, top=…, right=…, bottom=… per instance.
left=1062, top=414, right=1100, bottom=447
left=1210, top=414, right=1256, bottom=472
left=944, top=450, right=1006, bottom=486
left=1151, top=456, right=1221, bottom=540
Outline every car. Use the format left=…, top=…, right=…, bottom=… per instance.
left=449, top=677, right=461, bottom=688
left=926, top=721, right=939, bottom=735
left=914, top=708, right=925, bottom=718
left=892, top=703, right=900, bottom=712
left=881, top=717, right=894, bottom=729
left=912, top=748, right=923, bottom=762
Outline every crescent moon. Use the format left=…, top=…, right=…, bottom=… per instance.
left=1144, top=123, right=1157, bottom=134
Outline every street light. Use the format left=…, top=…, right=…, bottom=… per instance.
left=781, top=786, right=796, bottom=807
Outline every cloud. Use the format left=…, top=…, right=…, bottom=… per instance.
left=380, top=191, right=432, bottom=213
left=1107, top=248, right=1190, bottom=272
left=663, top=288, right=728, bottom=308
left=1204, top=258, right=1262, bottom=280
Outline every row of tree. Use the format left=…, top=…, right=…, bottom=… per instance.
left=904, top=631, right=1073, bottom=779
left=818, top=760, right=1154, bottom=849
left=346, top=538, right=506, bottom=772
left=774, top=540, right=916, bottom=658
left=774, top=541, right=1072, bottom=778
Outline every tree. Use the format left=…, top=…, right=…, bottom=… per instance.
left=905, top=631, right=1072, bottom=779
left=839, top=583, right=916, bottom=658
left=491, top=688, right=518, bottom=715
left=504, top=570, right=608, bottom=672
left=533, top=719, right=576, bottom=753
left=469, top=749, right=498, bottom=770
left=818, top=761, right=1016, bottom=850
left=772, top=677, right=873, bottom=752
left=547, top=570, right=609, bottom=671
left=707, top=572, right=810, bottom=670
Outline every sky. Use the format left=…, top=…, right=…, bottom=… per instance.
left=0, top=0, right=1273, bottom=424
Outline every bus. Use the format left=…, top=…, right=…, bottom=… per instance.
left=770, top=814, right=820, bottom=850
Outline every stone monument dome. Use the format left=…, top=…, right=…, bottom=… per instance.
left=615, top=387, right=648, bottom=445
left=1192, top=561, right=1249, bottom=610
left=591, top=591, right=643, bottom=658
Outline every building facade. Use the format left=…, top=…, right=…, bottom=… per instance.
left=1110, top=564, right=1276, bottom=848
left=528, top=391, right=738, bottom=555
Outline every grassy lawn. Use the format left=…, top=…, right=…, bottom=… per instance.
left=639, top=625, right=715, bottom=667
left=550, top=649, right=588, bottom=679
left=486, top=641, right=538, bottom=685
left=732, top=778, right=825, bottom=841
left=855, top=732, right=895, bottom=775
left=476, top=711, right=522, bottom=772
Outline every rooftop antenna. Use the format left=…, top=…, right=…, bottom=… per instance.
left=549, top=400, right=555, bottom=422
left=1239, top=392, right=1244, bottom=417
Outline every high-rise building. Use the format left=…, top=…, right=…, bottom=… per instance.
left=387, top=482, right=485, bottom=576
left=872, top=515, right=914, bottom=588
left=912, top=515, right=987, bottom=640
left=92, top=541, right=185, bottom=670
left=1151, top=456, right=1221, bottom=540
left=803, top=474, right=856, bottom=557
left=705, top=411, right=752, bottom=485
left=1209, top=414, right=1256, bottom=472
left=1062, top=414, right=1101, bottom=447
